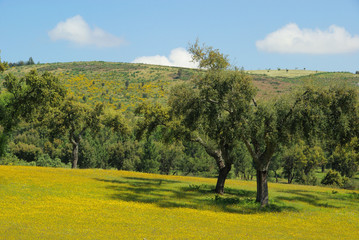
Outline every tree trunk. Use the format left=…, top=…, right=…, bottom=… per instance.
left=215, top=165, right=231, bottom=194
left=288, top=175, right=293, bottom=184
left=72, top=141, right=79, bottom=169
left=256, top=169, right=269, bottom=207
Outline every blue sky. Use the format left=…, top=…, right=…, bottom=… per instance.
left=1, top=0, right=359, bottom=72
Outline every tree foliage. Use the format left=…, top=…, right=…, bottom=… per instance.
left=331, top=137, right=359, bottom=178
left=0, top=70, right=65, bottom=157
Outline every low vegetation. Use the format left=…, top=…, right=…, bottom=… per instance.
left=0, top=166, right=358, bottom=239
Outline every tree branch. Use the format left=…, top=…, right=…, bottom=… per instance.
left=242, top=138, right=257, bottom=161
left=192, top=135, right=225, bottom=169
left=252, top=98, right=257, bottom=107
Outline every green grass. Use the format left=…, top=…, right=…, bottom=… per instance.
left=1, top=166, right=358, bottom=239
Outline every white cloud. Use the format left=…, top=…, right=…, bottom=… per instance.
left=256, top=23, right=359, bottom=54
left=132, top=48, right=198, bottom=68
left=49, top=15, right=125, bottom=48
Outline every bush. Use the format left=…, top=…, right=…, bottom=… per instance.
left=9, top=142, right=42, bottom=162
left=0, top=153, right=36, bottom=166
left=36, top=154, right=67, bottom=168
left=321, top=170, right=344, bottom=187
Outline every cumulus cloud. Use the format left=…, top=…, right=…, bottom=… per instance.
left=256, top=23, right=359, bottom=54
left=49, top=15, right=125, bottom=47
left=132, top=48, right=198, bottom=68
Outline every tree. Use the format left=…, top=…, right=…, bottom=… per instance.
left=136, top=41, right=255, bottom=194
left=46, top=98, right=129, bottom=169
left=282, top=141, right=326, bottom=184
left=241, top=97, right=291, bottom=205
left=241, top=84, right=358, bottom=206
left=46, top=97, right=104, bottom=168
left=0, top=70, right=65, bottom=157
left=27, top=57, right=35, bottom=65
left=233, top=142, right=255, bottom=180
left=244, top=84, right=359, bottom=205
left=136, top=42, right=359, bottom=206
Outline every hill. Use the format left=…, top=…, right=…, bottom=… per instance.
left=0, top=165, right=358, bottom=239
left=2, top=62, right=359, bottom=111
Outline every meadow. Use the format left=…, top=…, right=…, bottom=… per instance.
left=1, top=165, right=358, bottom=239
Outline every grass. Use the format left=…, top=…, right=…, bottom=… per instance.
left=1, top=166, right=358, bottom=239
left=247, top=69, right=321, bottom=78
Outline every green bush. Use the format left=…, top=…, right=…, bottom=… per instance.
left=321, top=170, right=344, bottom=187
left=0, top=153, right=36, bottom=166
left=36, top=154, right=67, bottom=168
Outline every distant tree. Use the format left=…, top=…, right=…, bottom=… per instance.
left=137, top=136, right=160, bottom=173
left=175, top=68, right=183, bottom=79
left=27, top=57, right=35, bottom=65
left=282, top=141, right=326, bottom=184
left=46, top=97, right=104, bottom=168
left=233, top=142, right=255, bottom=180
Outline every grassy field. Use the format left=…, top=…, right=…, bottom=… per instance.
left=247, top=69, right=321, bottom=78
left=0, top=166, right=358, bottom=239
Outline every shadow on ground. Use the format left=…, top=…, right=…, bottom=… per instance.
left=94, top=176, right=297, bottom=214
left=275, top=189, right=359, bottom=209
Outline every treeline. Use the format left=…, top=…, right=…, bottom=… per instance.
left=1, top=45, right=358, bottom=207
left=7, top=57, right=37, bottom=67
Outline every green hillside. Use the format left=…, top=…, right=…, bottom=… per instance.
left=2, top=62, right=359, bottom=111
left=1, top=62, right=196, bottom=112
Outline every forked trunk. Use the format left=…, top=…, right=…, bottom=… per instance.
left=256, top=169, right=269, bottom=207
left=215, top=165, right=231, bottom=194
left=71, top=141, right=79, bottom=169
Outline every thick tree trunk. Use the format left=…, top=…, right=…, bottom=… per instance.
left=71, top=141, right=79, bottom=169
left=256, top=169, right=269, bottom=207
left=215, top=165, right=231, bottom=194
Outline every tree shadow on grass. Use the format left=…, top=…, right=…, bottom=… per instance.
left=276, top=189, right=344, bottom=208
left=94, top=177, right=297, bottom=214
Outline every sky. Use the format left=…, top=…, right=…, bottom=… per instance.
left=1, top=0, right=359, bottom=72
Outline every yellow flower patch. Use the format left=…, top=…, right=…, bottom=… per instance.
left=0, top=166, right=358, bottom=239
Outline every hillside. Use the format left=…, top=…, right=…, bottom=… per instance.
left=2, top=62, right=359, bottom=111
left=0, top=165, right=358, bottom=239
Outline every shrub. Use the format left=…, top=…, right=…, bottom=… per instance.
left=0, top=153, right=36, bottom=166
left=321, top=170, right=344, bottom=187
left=9, top=142, right=42, bottom=162
left=36, top=154, right=67, bottom=168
